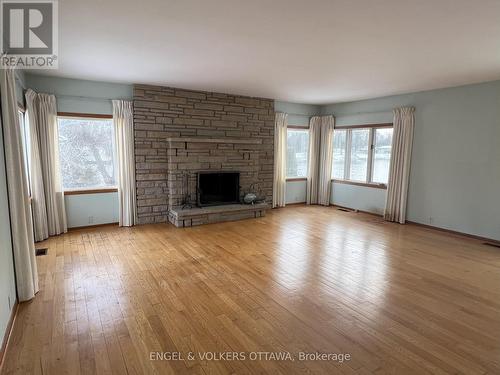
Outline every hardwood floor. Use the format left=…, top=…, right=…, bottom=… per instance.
left=2, top=206, right=500, bottom=374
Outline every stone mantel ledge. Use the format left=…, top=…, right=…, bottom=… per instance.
left=167, top=137, right=262, bottom=145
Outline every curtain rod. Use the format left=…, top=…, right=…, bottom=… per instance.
left=279, top=110, right=389, bottom=117
left=54, top=94, right=129, bottom=102
left=279, top=107, right=393, bottom=117
left=325, top=109, right=392, bottom=116
left=277, top=111, right=320, bottom=117
left=286, top=112, right=317, bottom=116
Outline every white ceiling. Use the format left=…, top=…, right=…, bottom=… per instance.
left=36, top=0, right=500, bottom=104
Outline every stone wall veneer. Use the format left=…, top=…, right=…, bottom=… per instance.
left=133, top=85, right=275, bottom=224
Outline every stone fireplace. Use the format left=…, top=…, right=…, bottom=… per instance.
left=166, top=136, right=268, bottom=208
left=133, top=84, right=274, bottom=225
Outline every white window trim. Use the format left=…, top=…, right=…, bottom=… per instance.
left=332, top=125, right=393, bottom=188
left=57, top=114, right=117, bottom=193
left=18, top=108, right=31, bottom=195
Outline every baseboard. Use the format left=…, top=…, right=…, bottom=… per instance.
left=272, top=202, right=305, bottom=209
left=406, top=221, right=500, bottom=246
left=68, top=222, right=119, bottom=231
left=0, top=300, right=18, bottom=370
left=281, top=204, right=499, bottom=245
left=332, top=204, right=384, bottom=217
left=281, top=203, right=384, bottom=217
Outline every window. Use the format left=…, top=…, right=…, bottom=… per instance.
left=372, top=128, right=393, bottom=183
left=18, top=109, right=31, bottom=190
left=286, top=129, right=309, bottom=178
left=332, top=130, right=346, bottom=180
left=331, top=125, right=393, bottom=185
left=349, top=129, right=370, bottom=181
left=57, top=117, right=116, bottom=190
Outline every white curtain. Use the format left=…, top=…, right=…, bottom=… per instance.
left=113, top=100, right=136, bottom=226
left=306, top=116, right=321, bottom=204
left=384, top=107, right=415, bottom=224
left=25, top=89, right=48, bottom=241
left=0, top=68, right=38, bottom=301
left=37, top=93, right=67, bottom=235
left=318, top=115, right=335, bottom=205
left=272, top=112, right=287, bottom=208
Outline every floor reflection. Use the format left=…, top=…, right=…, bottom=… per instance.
left=271, top=207, right=390, bottom=319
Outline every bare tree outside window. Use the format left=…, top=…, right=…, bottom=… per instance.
left=58, top=117, right=116, bottom=189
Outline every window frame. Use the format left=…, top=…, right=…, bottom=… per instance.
left=56, top=112, right=118, bottom=195
left=332, top=123, right=392, bottom=189
left=18, top=105, right=31, bottom=196
left=286, top=125, right=309, bottom=181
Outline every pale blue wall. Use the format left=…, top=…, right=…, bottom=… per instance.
left=0, top=74, right=19, bottom=344
left=286, top=180, right=307, bottom=204
left=275, top=101, right=320, bottom=126
left=65, top=192, right=119, bottom=228
left=25, top=74, right=133, bottom=227
left=0, top=126, right=16, bottom=346
left=331, top=183, right=386, bottom=215
left=322, top=80, right=500, bottom=240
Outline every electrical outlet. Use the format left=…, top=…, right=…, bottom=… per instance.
left=429, top=217, right=434, bottom=224
left=88, top=216, right=94, bottom=224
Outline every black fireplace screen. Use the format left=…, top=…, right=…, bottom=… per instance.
left=197, top=172, right=240, bottom=207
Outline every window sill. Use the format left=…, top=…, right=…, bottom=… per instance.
left=286, top=177, right=307, bottom=182
left=64, top=188, right=118, bottom=195
left=332, top=179, right=387, bottom=190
